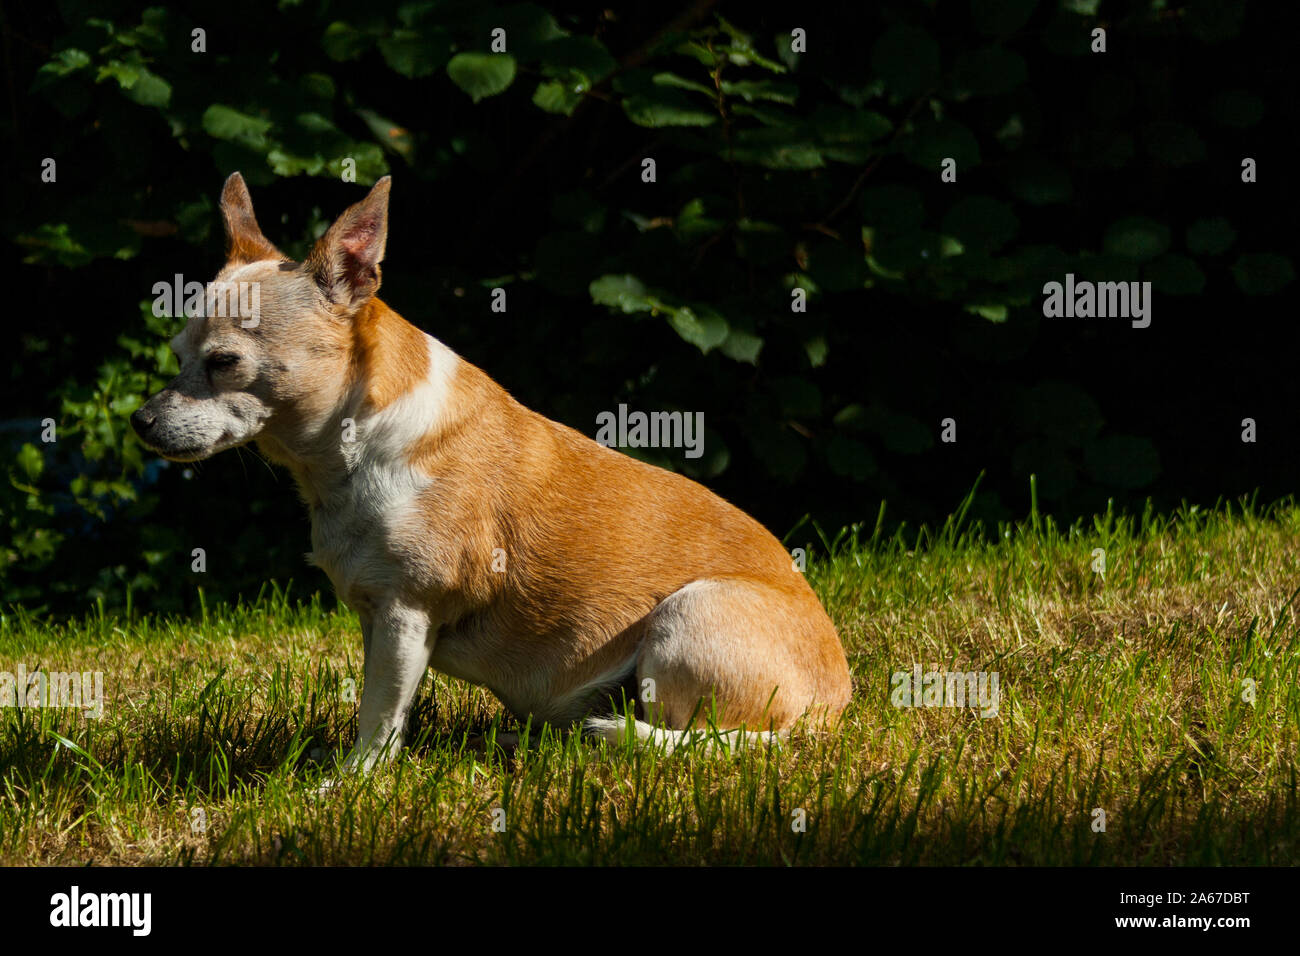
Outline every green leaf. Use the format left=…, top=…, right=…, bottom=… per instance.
left=379, top=28, right=450, bottom=78
left=622, top=88, right=717, bottom=127
left=267, top=148, right=325, bottom=177
left=808, top=106, right=892, bottom=162
left=871, top=25, right=940, bottom=97
left=651, top=72, right=714, bottom=97
left=322, top=21, right=374, bottom=61
left=202, top=105, right=273, bottom=149
left=675, top=197, right=726, bottom=243
left=827, top=436, right=877, bottom=480
left=730, top=128, right=821, bottom=168
left=121, top=68, right=170, bottom=107
left=355, top=108, right=415, bottom=162
left=1206, top=89, right=1264, bottom=128
left=589, top=274, right=651, bottom=312
left=858, top=405, right=933, bottom=454
left=733, top=143, right=821, bottom=169
left=720, top=79, right=798, bottom=104
left=475, top=3, right=564, bottom=61
left=446, top=53, right=516, bottom=103
left=747, top=424, right=806, bottom=483
left=942, top=196, right=1019, bottom=252
left=720, top=328, right=763, bottom=364
left=96, top=60, right=140, bottom=89
left=1002, top=154, right=1072, bottom=205
left=332, top=142, right=388, bottom=184
left=905, top=118, right=981, bottom=170
left=872, top=231, right=942, bottom=274
left=538, top=37, right=616, bottom=81
left=667, top=306, right=728, bottom=353
left=1231, top=254, right=1295, bottom=296
left=972, top=0, right=1038, bottom=36
left=715, top=16, right=786, bottom=73
left=533, top=80, right=581, bottom=115
left=805, top=336, right=828, bottom=367
left=16, top=443, right=44, bottom=483
left=17, top=222, right=95, bottom=267
left=300, top=73, right=336, bottom=100
left=1185, top=0, right=1246, bottom=44
left=1145, top=254, right=1206, bottom=295
left=551, top=191, right=606, bottom=233
left=731, top=103, right=797, bottom=128
left=294, top=108, right=341, bottom=134
left=34, top=48, right=91, bottom=85
left=1142, top=121, right=1207, bottom=166
left=964, top=303, right=1007, bottom=322
left=775, top=32, right=800, bottom=71
left=1186, top=217, right=1235, bottom=256
left=1103, top=217, right=1170, bottom=261
left=733, top=219, right=786, bottom=265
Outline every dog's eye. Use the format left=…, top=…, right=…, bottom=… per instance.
left=206, top=353, right=241, bottom=371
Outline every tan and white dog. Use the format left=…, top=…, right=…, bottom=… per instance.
left=132, top=173, right=852, bottom=769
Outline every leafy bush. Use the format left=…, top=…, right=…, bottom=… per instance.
left=2, top=0, right=1293, bottom=611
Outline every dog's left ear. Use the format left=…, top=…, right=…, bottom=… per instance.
left=221, top=172, right=283, bottom=264
left=305, top=176, right=391, bottom=310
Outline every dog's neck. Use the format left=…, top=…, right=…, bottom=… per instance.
left=257, top=297, right=461, bottom=512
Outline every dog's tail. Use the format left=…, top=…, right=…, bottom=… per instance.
left=582, top=716, right=782, bottom=754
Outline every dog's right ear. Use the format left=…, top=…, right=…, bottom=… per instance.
left=220, top=172, right=283, bottom=264
left=304, top=176, right=391, bottom=311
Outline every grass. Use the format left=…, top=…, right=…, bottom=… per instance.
left=2, top=491, right=1299, bottom=865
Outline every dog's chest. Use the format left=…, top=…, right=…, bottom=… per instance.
left=306, top=466, right=424, bottom=604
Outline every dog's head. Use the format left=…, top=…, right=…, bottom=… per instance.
left=131, top=172, right=390, bottom=463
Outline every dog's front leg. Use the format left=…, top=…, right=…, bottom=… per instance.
left=340, top=602, right=433, bottom=773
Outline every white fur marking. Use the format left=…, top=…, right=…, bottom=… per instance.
left=309, top=336, right=459, bottom=602
left=583, top=716, right=782, bottom=755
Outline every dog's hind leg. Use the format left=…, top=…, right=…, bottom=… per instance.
left=584, top=577, right=850, bottom=752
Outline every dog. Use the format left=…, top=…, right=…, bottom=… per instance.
left=131, top=173, right=852, bottom=770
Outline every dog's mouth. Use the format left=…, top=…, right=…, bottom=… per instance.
left=156, top=447, right=216, bottom=463
left=144, top=431, right=239, bottom=463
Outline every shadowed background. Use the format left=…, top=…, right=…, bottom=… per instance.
left=1, top=0, right=1295, bottom=612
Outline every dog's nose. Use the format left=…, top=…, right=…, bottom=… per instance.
left=131, top=406, right=156, bottom=436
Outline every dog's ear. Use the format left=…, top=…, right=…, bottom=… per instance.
left=220, top=172, right=283, bottom=264
left=304, top=177, right=391, bottom=310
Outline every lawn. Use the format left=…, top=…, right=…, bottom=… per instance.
left=2, top=492, right=1298, bottom=865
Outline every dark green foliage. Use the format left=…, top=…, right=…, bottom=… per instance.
left=1, top=0, right=1294, bottom=612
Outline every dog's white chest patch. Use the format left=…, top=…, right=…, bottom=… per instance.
left=306, top=336, right=457, bottom=604
left=308, top=493, right=400, bottom=603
